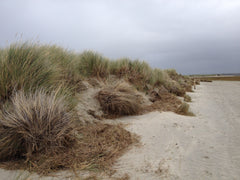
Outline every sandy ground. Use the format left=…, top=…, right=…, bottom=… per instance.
left=0, top=81, right=240, bottom=179
left=111, top=81, right=240, bottom=180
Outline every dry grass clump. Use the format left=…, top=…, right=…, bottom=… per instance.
left=110, top=59, right=154, bottom=91
left=149, top=86, right=169, bottom=102
left=184, top=94, right=192, bottom=102
left=146, top=92, right=182, bottom=113
left=74, top=123, right=137, bottom=170
left=177, top=78, right=193, bottom=92
left=0, top=89, right=75, bottom=161
left=150, top=69, right=169, bottom=87
left=165, top=69, right=178, bottom=80
left=0, top=89, right=137, bottom=175
left=165, top=69, right=194, bottom=93
left=97, top=82, right=143, bottom=116
left=175, top=102, right=194, bottom=116
left=0, top=123, right=137, bottom=175
left=164, top=81, right=185, bottom=97
left=195, top=79, right=200, bottom=85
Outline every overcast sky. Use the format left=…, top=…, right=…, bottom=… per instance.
left=0, top=0, right=240, bottom=74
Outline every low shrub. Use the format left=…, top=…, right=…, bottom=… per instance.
left=97, top=82, right=142, bottom=116
left=0, top=89, right=75, bottom=161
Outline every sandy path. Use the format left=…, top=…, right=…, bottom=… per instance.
left=112, top=81, right=240, bottom=180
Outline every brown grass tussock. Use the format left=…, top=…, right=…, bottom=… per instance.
left=0, top=89, right=75, bottom=161
left=97, top=82, right=143, bottom=117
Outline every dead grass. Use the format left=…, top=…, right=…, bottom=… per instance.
left=175, top=102, right=195, bottom=116
left=0, top=89, right=75, bottom=161
left=0, top=123, right=137, bottom=175
left=184, top=94, right=192, bottom=102
left=0, top=89, right=137, bottom=175
left=195, top=79, right=200, bottom=85
left=146, top=87, right=182, bottom=112
left=97, top=82, right=143, bottom=117
left=164, top=81, right=185, bottom=97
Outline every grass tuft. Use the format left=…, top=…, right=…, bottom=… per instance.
left=175, top=102, right=194, bottom=116
left=184, top=94, right=192, bottom=102
left=41, top=45, right=83, bottom=90
left=164, top=81, right=185, bottom=96
left=0, top=43, right=56, bottom=103
left=0, top=89, right=75, bottom=161
left=78, top=51, right=110, bottom=78
left=97, top=82, right=142, bottom=116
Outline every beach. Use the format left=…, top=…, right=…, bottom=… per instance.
left=112, top=81, right=240, bottom=179
left=1, top=81, right=240, bottom=179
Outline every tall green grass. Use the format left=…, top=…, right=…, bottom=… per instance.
left=110, top=59, right=165, bottom=90
left=78, top=51, right=110, bottom=78
left=150, top=69, right=169, bottom=86
left=41, top=45, right=81, bottom=84
left=0, top=43, right=56, bottom=102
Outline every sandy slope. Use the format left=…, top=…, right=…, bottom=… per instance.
left=0, top=81, right=240, bottom=179
left=111, top=81, right=240, bottom=180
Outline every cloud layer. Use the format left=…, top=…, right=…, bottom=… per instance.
left=1, top=0, right=240, bottom=74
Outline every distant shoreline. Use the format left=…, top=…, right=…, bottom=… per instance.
left=189, top=73, right=240, bottom=77
left=195, top=75, right=240, bottom=81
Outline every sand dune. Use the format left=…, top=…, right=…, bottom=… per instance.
left=0, top=81, right=239, bottom=179
left=112, top=81, right=240, bottom=179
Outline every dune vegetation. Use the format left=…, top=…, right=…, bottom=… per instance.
left=0, top=42, right=195, bottom=175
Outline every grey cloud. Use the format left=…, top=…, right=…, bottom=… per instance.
left=0, top=0, right=240, bottom=74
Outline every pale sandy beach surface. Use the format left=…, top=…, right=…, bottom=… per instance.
left=111, top=81, right=240, bottom=180
left=0, top=81, right=240, bottom=180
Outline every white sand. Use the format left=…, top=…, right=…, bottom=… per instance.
left=111, top=81, right=240, bottom=180
left=1, top=81, right=240, bottom=179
